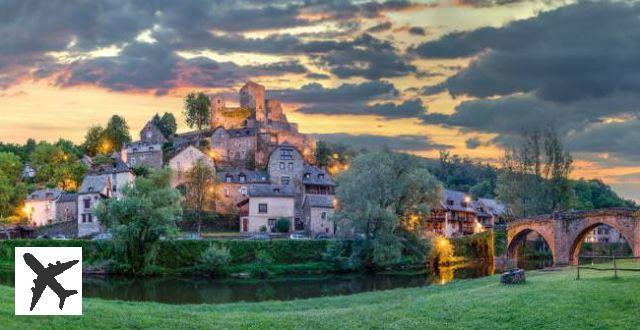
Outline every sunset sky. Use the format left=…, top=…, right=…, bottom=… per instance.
left=1, top=0, right=639, bottom=200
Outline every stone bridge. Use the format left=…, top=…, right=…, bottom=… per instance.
left=507, top=208, right=640, bottom=265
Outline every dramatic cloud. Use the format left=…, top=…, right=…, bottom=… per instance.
left=269, top=81, right=399, bottom=103
left=367, top=21, right=393, bottom=33
left=299, top=99, right=426, bottom=118
left=566, top=118, right=640, bottom=162
left=408, top=27, right=426, bottom=36
left=311, top=133, right=451, bottom=151
left=415, top=1, right=640, bottom=102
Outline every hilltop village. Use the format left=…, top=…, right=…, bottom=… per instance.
left=13, top=81, right=520, bottom=241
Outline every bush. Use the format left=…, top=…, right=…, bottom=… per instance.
left=259, top=225, right=267, bottom=232
left=252, top=250, right=274, bottom=278
left=275, top=218, right=291, bottom=233
left=199, top=244, right=231, bottom=275
left=323, top=240, right=352, bottom=272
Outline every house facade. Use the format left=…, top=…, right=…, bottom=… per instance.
left=168, top=145, right=216, bottom=187
left=55, top=193, right=78, bottom=222
left=77, top=175, right=112, bottom=237
left=24, top=188, right=63, bottom=226
left=122, top=117, right=168, bottom=169
left=245, top=185, right=295, bottom=233
left=89, top=153, right=135, bottom=199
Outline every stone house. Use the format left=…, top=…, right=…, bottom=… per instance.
left=24, top=188, right=63, bottom=226
left=585, top=225, right=626, bottom=243
left=89, top=153, right=135, bottom=199
left=303, top=195, right=335, bottom=236
left=475, top=198, right=508, bottom=229
left=77, top=175, right=112, bottom=237
left=427, top=189, right=484, bottom=237
left=267, top=143, right=305, bottom=228
left=55, top=193, right=77, bottom=222
left=122, top=117, right=168, bottom=169
left=244, top=184, right=295, bottom=233
left=217, top=169, right=269, bottom=215
left=22, top=163, right=36, bottom=179
left=168, top=145, right=216, bottom=187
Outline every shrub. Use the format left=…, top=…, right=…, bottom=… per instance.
left=259, top=225, right=267, bottom=232
left=275, top=218, right=291, bottom=233
left=199, top=244, right=231, bottom=275
left=323, top=240, right=352, bottom=272
left=252, top=250, right=274, bottom=278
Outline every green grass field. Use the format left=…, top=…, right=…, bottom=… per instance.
left=1, top=264, right=639, bottom=329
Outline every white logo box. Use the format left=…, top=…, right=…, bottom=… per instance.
left=15, top=247, right=83, bottom=315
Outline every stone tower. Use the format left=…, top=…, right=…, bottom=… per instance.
left=240, top=81, right=266, bottom=125
left=210, top=95, right=226, bottom=129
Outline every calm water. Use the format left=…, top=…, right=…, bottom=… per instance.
left=0, top=259, right=548, bottom=304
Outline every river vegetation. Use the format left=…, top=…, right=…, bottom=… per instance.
left=0, top=264, right=638, bottom=328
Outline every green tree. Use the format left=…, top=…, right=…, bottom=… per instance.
left=183, top=92, right=211, bottom=145
left=184, top=158, right=217, bottom=236
left=335, top=150, right=442, bottom=269
left=103, top=115, right=131, bottom=152
left=159, top=112, right=178, bottom=138
left=96, top=168, right=182, bottom=273
left=0, top=152, right=27, bottom=219
left=82, top=126, right=106, bottom=156
left=31, top=142, right=86, bottom=190
left=496, top=129, right=573, bottom=217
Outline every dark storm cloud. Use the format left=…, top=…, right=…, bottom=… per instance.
left=55, top=43, right=310, bottom=93
left=465, top=137, right=482, bottom=149
left=312, top=34, right=417, bottom=79
left=454, top=0, right=531, bottom=7
left=299, top=99, right=426, bottom=118
left=311, top=133, right=451, bottom=151
left=269, top=81, right=399, bottom=103
left=367, top=21, right=393, bottom=33
left=566, top=119, right=640, bottom=161
left=414, top=1, right=640, bottom=103
left=408, top=27, right=426, bottom=36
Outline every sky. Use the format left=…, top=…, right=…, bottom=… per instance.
left=0, top=0, right=639, bottom=201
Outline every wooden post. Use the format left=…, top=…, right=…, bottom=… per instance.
left=576, top=256, right=580, bottom=280
left=613, top=255, right=618, bottom=279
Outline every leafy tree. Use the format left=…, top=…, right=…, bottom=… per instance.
left=470, top=180, right=494, bottom=199
left=159, top=112, right=178, bottom=137
left=96, top=168, right=182, bottom=273
left=0, top=152, right=27, bottom=219
left=183, top=92, right=211, bottom=144
left=82, top=126, right=106, bottom=156
left=496, top=129, right=573, bottom=217
left=199, top=244, right=231, bottom=275
left=335, top=150, right=442, bottom=269
left=184, top=158, right=217, bottom=236
left=103, top=115, right=131, bottom=152
left=31, top=142, right=86, bottom=190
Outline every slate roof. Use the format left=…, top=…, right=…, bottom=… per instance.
left=226, top=127, right=257, bottom=138
left=78, top=175, right=110, bottom=194
left=303, top=165, right=335, bottom=186
left=218, top=170, right=269, bottom=184
left=57, top=193, right=78, bottom=203
left=477, top=198, right=509, bottom=217
left=89, top=154, right=131, bottom=175
left=27, top=188, right=63, bottom=201
left=441, top=189, right=476, bottom=213
left=248, top=184, right=295, bottom=197
left=305, top=195, right=334, bottom=208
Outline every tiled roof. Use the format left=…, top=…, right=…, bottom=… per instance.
left=305, top=195, right=334, bottom=208
left=57, top=193, right=78, bottom=203
left=79, top=175, right=110, bottom=194
left=303, top=165, right=335, bottom=186
left=441, top=189, right=476, bottom=213
left=478, top=198, right=509, bottom=216
left=218, top=170, right=269, bottom=184
left=27, top=188, right=63, bottom=201
left=226, top=127, right=257, bottom=137
left=89, top=154, right=131, bottom=174
left=248, top=184, right=295, bottom=197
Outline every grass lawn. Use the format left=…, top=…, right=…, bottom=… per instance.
left=1, top=264, right=639, bottom=329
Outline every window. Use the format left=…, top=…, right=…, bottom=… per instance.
left=224, top=189, right=230, bottom=197
left=131, top=158, right=137, bottom=166
left=83, top=198, right=91, bottom=209
left=321, top=212, right=327, bottom=220
left=87, top=214, right=93, bottom=223
left=318, top=173, right=324, bottom=180
left=226, top=175, right=232, bottom=183
left=268, top=218, right=276, bottom=230
left=287, top=162, right=293, bottom=170
left=280, top=148, right=293, bottom=160
left=82, top=214, right=86, bottom=223
left=240, top=187, right=247, bottom=196
left=239, top=174, right=246, bottom=182
left=281, top=176, right=290, bottom=185
left=149, top=146, right=154, bottom=151
left=259, top=203, right=268, bottom=213
left=279, top=162, right=285, bottom=170
left=304, top=173, right=310, bottom=179
left=447, top=200, right=454, bottom=206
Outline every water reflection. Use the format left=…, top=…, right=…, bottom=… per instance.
left=0, top=258, right=543, bottom=304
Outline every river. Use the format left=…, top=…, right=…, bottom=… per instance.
left=0, top=258, right=550, bottom=304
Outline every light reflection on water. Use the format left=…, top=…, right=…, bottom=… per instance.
left=0, top=258, right=549, bottom=304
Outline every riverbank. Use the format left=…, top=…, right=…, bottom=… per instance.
left=2, top=264, right=639, bottom=328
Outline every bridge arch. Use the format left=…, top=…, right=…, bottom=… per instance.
left=507, top=226, right=556, bottom=265
left=567, top=216, right=637, bottom=265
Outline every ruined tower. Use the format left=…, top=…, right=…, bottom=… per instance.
left=240, top=81, right=266, bottom=126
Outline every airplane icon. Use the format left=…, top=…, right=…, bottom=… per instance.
left=23, top=253, right=79, bottom=311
